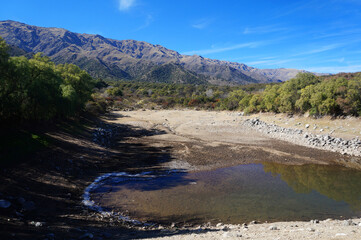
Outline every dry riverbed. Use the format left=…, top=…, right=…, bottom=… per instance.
left=105, top=110, right=361, bottom=239
left=1, top=110, right=360, bottom=239
left=109, top=109, right=361, bottom=170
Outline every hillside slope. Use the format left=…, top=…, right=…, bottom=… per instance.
left=0, top=20, right=313, bottom=85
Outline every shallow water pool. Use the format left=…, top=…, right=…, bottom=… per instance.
left=91, top=163, right=361, bottom=224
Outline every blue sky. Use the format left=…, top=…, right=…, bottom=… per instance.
left=1, top=0, right=361, bottom=73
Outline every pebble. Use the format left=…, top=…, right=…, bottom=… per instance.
left=22, top=201, right=35, bottom=211
left=102, top=232, right=112, bottom=238
left=222, top=232, right=242, bottom=238
left=79, top=233, right=94, bottom=239
left=269, top=226, right=278, bottom=230
left=0, top=199, right=11, bottom=208
left=307, top=227, right=316, bottom=232
left=222, top=226, right=230, bottom=231
left=46, top=233, right=55, bottom=239
left=343, top=219, right=354, bottom=226
left=29, top=221, right=44, bottom=227
left=335, top=233, right=347, bottom=236
left=17, top=197, right=26, bottom=205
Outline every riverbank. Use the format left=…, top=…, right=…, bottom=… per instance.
left=0, top=110, right=360, bottom=239
left=141, top=218, right=361, bottom=240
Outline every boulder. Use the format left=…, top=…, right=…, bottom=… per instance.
left=0, top=199, right=11, bottom=208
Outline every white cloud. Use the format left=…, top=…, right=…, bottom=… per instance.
left=182, top=41, right=265, bottom=55
left=119, top=0, right=135, bottom=11
left=191, top=18, right=212, bottom=29
left=243, top=25, right=288, bottom=34
left=246, top=58, right=301, bottom=66
left=292, top=44, right=341, bottom=56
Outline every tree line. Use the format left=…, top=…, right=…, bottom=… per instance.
left=0, top=37, right=95, bottom=124
left=1, top=35, right=360, bottom=122
left=99, top=72, right=361, bottom=116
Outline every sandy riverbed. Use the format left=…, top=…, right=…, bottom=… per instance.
left=108, top=110, right=360, bottom=170
left=99, top=110, right=361, bottom=239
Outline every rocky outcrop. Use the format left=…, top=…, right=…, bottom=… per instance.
left=243, top=118, right=361, bottom=157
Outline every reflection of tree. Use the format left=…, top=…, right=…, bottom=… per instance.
left=262, top=162, right=361, bottom=210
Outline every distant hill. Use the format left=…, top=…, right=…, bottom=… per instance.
left=0, top=20, right=321, bottom=85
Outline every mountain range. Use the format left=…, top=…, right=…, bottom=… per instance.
left=0, top=20, right=318, bottom=85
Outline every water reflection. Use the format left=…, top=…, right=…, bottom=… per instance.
left=263, top=162, right=361, bottom=210
left=91, top=163, right=361, bottom=224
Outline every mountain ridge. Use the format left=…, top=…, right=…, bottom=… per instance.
left=0, top=20, right=318, bottom=85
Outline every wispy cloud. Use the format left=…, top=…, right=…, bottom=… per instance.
left=183, top=41, right=266, bottom=55
left=306, top=64, right=361, bottom=73
left=135, top=14, right=153, bottom=31
left=271, top=0, right=327, bottom=19
left=243, top=25, right=288, bottom=34
left=118, top=0, right=136, bottom=11
left=246, top=58, right=302, bottom=66
left=292, top=44, right=341, bottom=56
left=191, top=18, right=213, bottom=29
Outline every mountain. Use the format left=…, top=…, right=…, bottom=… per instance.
left=0, top=20, right=314, bottom=85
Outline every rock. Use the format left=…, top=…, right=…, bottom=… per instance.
left=358, top=222, right=361, bottom=226
left=216, top=223, right=223, bottom=227
left=17, top=197, right=26, bottom=205
left=269, top=226, right=278, bottom=230
left=335, top=233, right=347, bottom=236
left=70, top=228, right=84, bottom=233
left=222, top=232, right=242, bottom=238
left=23, top=201, right=35, bottom=211
left=15, top=211, right=24, bottom=217
left=222, top=226, right=230, bottom=231
left=29, top=221, right=44, bottom=227
left=310, top=219, right=319, bottom=224
left=0, top=199, right=11, bottom=208
left=305, top=124, right=310, bottom=128
left=79, top=233, right=94, bottom=239
left=102, top=232, right=112, bottom=238
left=342, top=219, right=354, bottom=226
left=46, top=233, right=55, bottom=239
left=250, top=220, right=258, bottom=224
left=307, top=228, right=316, bottom=232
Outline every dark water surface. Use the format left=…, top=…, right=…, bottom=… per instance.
left=92, top=163, right=361, bottom=224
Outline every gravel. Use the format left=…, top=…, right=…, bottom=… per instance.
left=243, top=118, right=361, bottom=157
